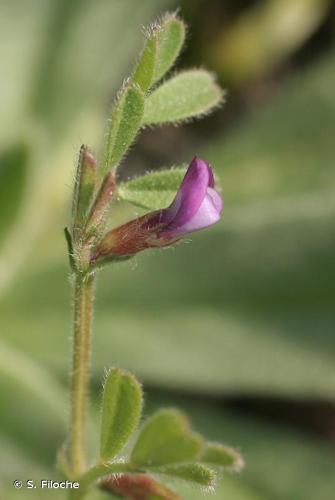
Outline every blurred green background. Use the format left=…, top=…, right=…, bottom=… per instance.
left=1, top=0, right=335, bottom=498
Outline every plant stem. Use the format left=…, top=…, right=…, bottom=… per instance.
left=69, top=272, right=95, bottom=477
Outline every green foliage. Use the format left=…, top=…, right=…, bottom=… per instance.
left=118, top=167, right=186, bottom=209
left=201, top=442, right=244, bottom=471
left=133, top=12, right=186, bottom=92
left=154, top=463, right=216, bottom=487
left=152, top=13, right=186, bottom=85
left=131, top=409, right=204, bottom=467
left=142, top=70, right=223, bottom=125
left=103, top=83, right=144, bottom=174
left=100, top=368, right=143, bottom=461
left=133, top=35, right=158, bottom=93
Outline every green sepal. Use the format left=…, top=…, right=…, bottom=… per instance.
left=143, top=70, right=223, bottom=125
left=64, top=227, right=76, bottom=271
left=72, top=145, right=97, bottom=229
left=200, top=442, right=244, bottom=471
left=133, top=13, right=186, bottom=92
left=152, top=463, right=216, bottom=487
left=100, top=368, right=143, bottom=462
left=118, top=167, right=186, bottom=210
left=130, top=409, right=204, bottom=467
left=84, top=171, right=115, bottom=238
left=103, top=83, right=144, bottom=174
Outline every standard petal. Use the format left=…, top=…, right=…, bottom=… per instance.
left=166, top=156, right=211, bottom=230
left=165, top=187, right=223, bottom=236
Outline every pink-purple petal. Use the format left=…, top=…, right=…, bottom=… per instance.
left=165, top=157, right=211, bottom=230
left=164, top=187, right=222, bottom=236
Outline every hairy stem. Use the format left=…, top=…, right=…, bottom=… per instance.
left=69, top=272, right=95, bottom=477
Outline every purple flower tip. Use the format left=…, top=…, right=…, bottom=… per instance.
left=161, top=156, right=223, bottom=237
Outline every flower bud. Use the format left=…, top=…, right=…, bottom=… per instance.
left=91, top=157, right=223, bottom=263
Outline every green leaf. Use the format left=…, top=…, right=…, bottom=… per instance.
left=149, top=396, right=335, bottom=500
left=131, top=409, right=204, bottom=467
left=142, top=70, right=223, bottom=125
left=118, top=167, right=186, bottom=209
left=133, top=13, right=185, bottom=92
left=201, top=442, right=244, bottom=471
left=153, top=13, right=186, bottom=85
left=100, top=368, right=143, bottom=461
left=153, top=463, right=216, bottom=487
left=103, top=83, right=144, bottom=174
left=133, top=36, right=158, bottom=92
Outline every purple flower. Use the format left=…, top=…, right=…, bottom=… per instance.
left=92, top=157, right=223, bottom=260
left=158, top=156, right=223, bottom=236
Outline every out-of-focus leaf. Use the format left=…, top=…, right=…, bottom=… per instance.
left=133, top=12, right=186, bottom=92
left=0, top=144, right=28, bottom=243
left=207, top=52, right=335, bottom=208
left=131, top=409, right=204, bottom=467
left=3, top=204, right=335, bottom=399
left=143, top=70, right=223, bottom=125
left=0, top=340, right=66, bottom=464
left=29, top=0, right=172, bottom=136
left=100, top=368, right=143, bottom=461
left=209, top=0, right=331, bottom=84
left=0, top=0, right=50, bottom=144
left=118, top=167, right=185, bottom=209
left=3, top=210, right=334, bottom=398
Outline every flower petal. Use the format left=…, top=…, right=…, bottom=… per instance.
left=165, top=187, right=223, bottom=236
left=166, top=156, right=211, bottom=230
